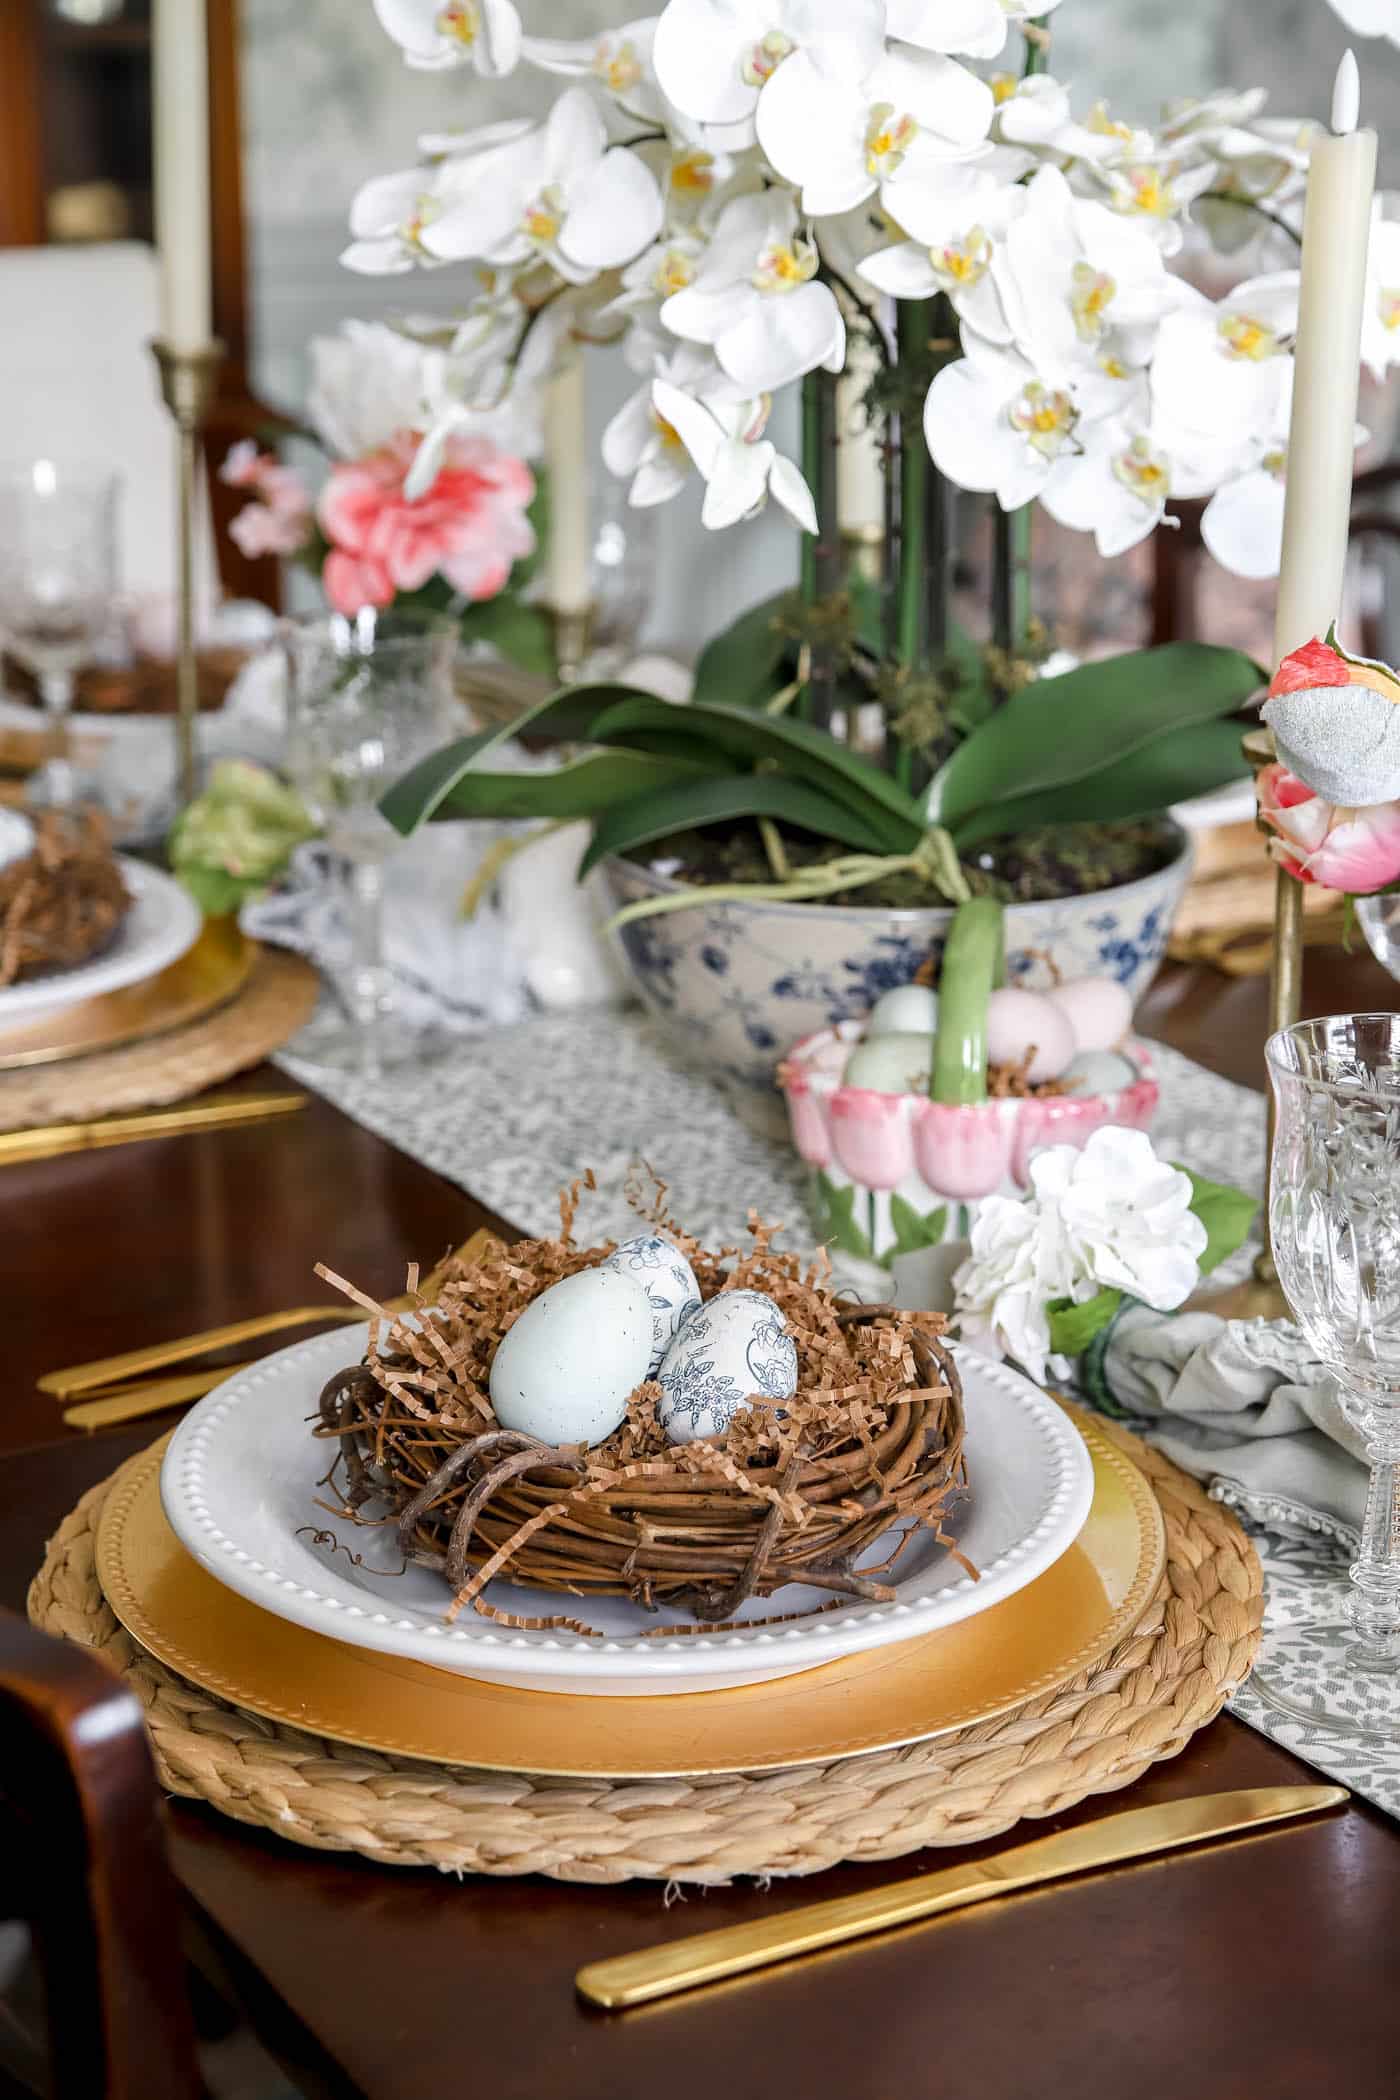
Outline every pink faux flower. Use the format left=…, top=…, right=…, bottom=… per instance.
left=316, top=429, right=535, bottom=618
left=221, top=444, right=313, bottom=563
left=228, top=502, right=313, bottom=561
left=220, top=439, right=268, bottom=490
left=1257, top=761, right=1400, bottom=894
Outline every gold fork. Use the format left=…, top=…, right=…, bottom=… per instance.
left=48, top=1227, right=498, bottom=1428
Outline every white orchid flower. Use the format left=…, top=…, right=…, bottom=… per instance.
left=602, top=346, right=741, bottom=506
left=756, top=42, right=994, bottom=218
left=1035, top=420, right=1180, bottom=557
left=1200, top=431, right=1290, bottom=581
left=1148, top=275, right=1298, bottom=464
left=987, top=166, right=1187, bottom=381
left=419, top=89, right=663, bottom=283
left=524, top=18, right=668, bottom=125
left=922, top=332, right=1128, bottom=513
left=647, top=377, right=817, bottom=531
left=995, top=75, right=1154, bottom=169
left=1087, top=156, right=1218, bottom=257
left=372, top=0, right=522, bottom=77
left=1362, top=196, right=1400, bottom=379
left=306, top=320, right=433, bottom=460
left=1325, top=0, right=1400, bottom=47
left=602, top=232, right=710, bottom=332
left=651, top=0, right=886, bottom=131
left=660, top=190, right=845, bottom=391
left=342, top=165, right=454, bottom=275
left=857, top=158, right=1030, bottom=344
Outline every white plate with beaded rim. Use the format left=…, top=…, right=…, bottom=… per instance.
left=0, top=857, right=202, bottom=1022
left=160, top=1328, right=1095, bottom=1697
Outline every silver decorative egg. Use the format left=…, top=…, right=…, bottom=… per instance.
left=600, top=1232, right=701, bottom=1376
left=657, top=1289, right=799, bottom=1446
left=489, top=1267, right=653, bottom=1447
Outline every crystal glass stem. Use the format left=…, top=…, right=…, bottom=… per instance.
left=1351, top=1414, right=1400, bottom=1667
left=345, top=853, right=391, bottom=1038
left=39, top=669, right=75, bottom=805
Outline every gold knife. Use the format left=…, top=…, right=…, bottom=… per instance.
left=0, top=1091, right=307, bottom=1166
left=576, top=1785, right=1347, bottom=2010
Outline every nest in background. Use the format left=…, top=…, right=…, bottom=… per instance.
left=0, top=807, right=131, bottom=987
left=315, top=1179, right=967, bottom=1630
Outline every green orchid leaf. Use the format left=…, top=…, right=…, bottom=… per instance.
left=934, top=643, right=1263, bottom=838
left=436, top=749, right=710, bottom=822
left=951, top=717, right=1252, bottom=846
left=812, top=1172, right=872, bottom=1260
left=1181, top=1167, right=1259, bottom=1276
left=456, top=595, right=557, bottom=679
left=588, top=697, right=925, bottom=851
left=578, top=772, right=895, bottom=876
left=379, top=682, right=651, bottom=835
left=889, top=1194, right=949, bottom=1256
left=1047, top=1287, right=1124, bottom=1358
left=693, top=589, right=799, bottom=707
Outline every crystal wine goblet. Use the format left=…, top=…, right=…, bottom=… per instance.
left=282, top=610, right=458, bottom=1076
left=0, top=459, right=120, bottom=805
left=1255, top=1012, right=1400, bottom=1735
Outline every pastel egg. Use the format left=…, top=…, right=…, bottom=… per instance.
left=868, top=983, right=939, bottom=1037
left=1063, top=1049, right=1140, bottom=1096
left=657, top=1289, right=798, bottom=1446
left=843, top=1032, right=933, bottom=1095
left=489, top=1267, right=653, bottom=1448
left=985, top=987, right=1076, bottom=1084
left=600, top=1232, right=701, bottom=1376
left=1047, top=976, right=1133, bottom=1055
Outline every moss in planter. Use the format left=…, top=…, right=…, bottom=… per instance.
left=638, top=817, right=1180, bottom=909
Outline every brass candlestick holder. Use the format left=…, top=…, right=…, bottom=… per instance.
left=151, top=338, right=225, bottom=807
left=549, top=603, right=594, bottom=686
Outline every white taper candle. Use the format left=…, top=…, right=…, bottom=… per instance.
left=544, top=346, right=592, bottom=615
left=1272, top=50, right=1377, bottom=664
left=153, top=0, right=213, bottom=352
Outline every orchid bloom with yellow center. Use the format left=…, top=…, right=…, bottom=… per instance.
left=751, top=235, right=818, bottom=295
left=1218, top=311, right=1281, bottom=361
left=651, top=244, right=697, bottom=298
left=1086, top=100, right=1134, bottom=144
left=990, top=72, right=1017, bottom=105
left=1008, top=381, right=1077, bottom=460
left=740, top=29, right=794, bottom=88
left=1381, top=288, right=1400, bottom=334
left=592, top=35, right=642, bottom=95
left=1113, top=165, right=1176, bottom=221
left=434, top=0, right=478, bottom=43
left=1070, top=260, right=1116, bottom=342
left=670, top=150, right=716, bottom=197
left=521, top=185, right=565, bottom=249
left=930, top=228, right=992, bottom=290
left=1112, top=435, right=1171, bottom=507
left=863, top=103, right=918, bottom=182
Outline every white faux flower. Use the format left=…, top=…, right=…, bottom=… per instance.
left=1324, top=0, right=1400, bottom=47
left=651, top=0, right=887, bottom=133
left=648, top=376, right=817, bottom=530
left=524, top=18, right=665, bottom=124
left=306, top=320, right=430, bottom=460
left=995, top=75, right=1154, bottom=169
left=341, top=163, right=454, bottom=275
left=858, top=159, right=1029, bottom=343
left=952, top=1192, right=1080, bottom=1387
left=1087, top=155, right=1217, bottom=257
left=372, top=0, right=522, bottom=76
left=1199, top=361, right=1292, bottom=580
left=660, top=190, right=846, bottom=391
left=602, top=346, right=744, bottom=507
left=418, top=89, right=664, bottom=283
left=1149, top=276, right=1297, bottom=474
left=1031, top=1127, right=1207, bottom=1310
left=756, top=41, right=994, bottom=218
left=1362, top=196, right=1400, bottom=380
left=922, top=332, right=1132, bottom=515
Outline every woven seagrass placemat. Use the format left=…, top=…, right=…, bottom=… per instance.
left=28, top=1418, right=1262, bottom=1885
left=0, top=948, right=318, bottom=1131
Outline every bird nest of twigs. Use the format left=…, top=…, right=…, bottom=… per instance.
left=0, top=807, right=130, bottom=987
left=313, top=1177, right=968, bottom=1631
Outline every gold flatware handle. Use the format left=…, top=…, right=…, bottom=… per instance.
left=43, top=1224, right=500, bottom=1398
left=0, top=1090, right=306, bottom=1167
left=576, top=1784, right=1348, bottom=2010
left=63, top=1361, right=261, bottom=1430
left=40, top=1306, right=365, bottom=1397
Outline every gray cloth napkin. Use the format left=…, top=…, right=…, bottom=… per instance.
left=1099, top=1305, right=1366, bottom=1548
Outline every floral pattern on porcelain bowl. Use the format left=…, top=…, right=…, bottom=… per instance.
left=779, top=1023, right=1160, bottom=1276
left=603, top=830, right=1191, bottom=1137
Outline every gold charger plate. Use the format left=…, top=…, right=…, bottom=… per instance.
left=95, top=1413, right=1164, bottom=1779
left=0, top=918, right=254, bottom=1069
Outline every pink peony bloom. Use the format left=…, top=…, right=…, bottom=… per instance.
left=228, top=501, right=313, bottom=561
left=316, top=429, right=535, bottom=618
left=1257, top=761, right=1400, bottom=894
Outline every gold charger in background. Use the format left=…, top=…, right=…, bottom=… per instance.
left=95, top=1415, right=1163, bottom=1780
left=0, top=919, right=255, bottom=1069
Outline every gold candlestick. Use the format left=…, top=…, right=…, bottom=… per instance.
left=549, top=603, right=594, bottom=686
left=151, top=338, right=225, bottom=807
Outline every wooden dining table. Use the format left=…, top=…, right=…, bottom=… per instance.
left=6, top=949, right=1399, bottom=2100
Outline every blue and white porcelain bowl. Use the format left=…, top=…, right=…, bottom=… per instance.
left=604, top=829, right=1192, bottom=1137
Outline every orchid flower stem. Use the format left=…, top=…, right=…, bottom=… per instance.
left=1200, top=189, right=1303, bottom=249
left=895, top=303, right=928, bottom=675
left=991, top=503, right=1033, bottom=654
left=798, top=372, right=823, bottom=722
left=821, top=262, right=895, bottom=371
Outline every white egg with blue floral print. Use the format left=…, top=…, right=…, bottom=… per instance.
left=657, top=1289, right=799, bottom=1446
left=599, top=1232, right=702, bottom=1377
left=489, top=1267, right=654, bottom=1448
